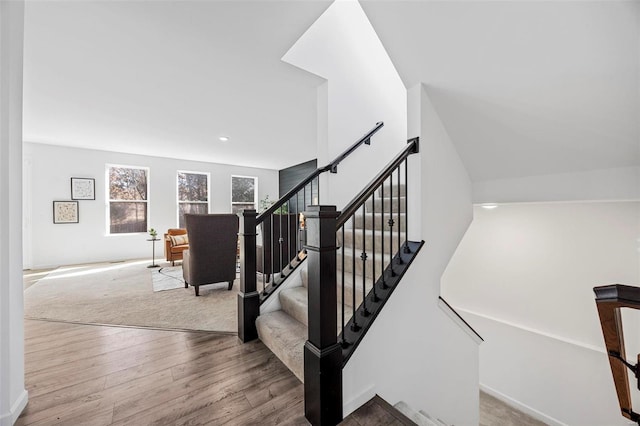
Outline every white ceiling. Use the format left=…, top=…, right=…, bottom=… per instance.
left=23, top=0, right=331, bottom=170
left=23, top=0, right=640, bottom=181
left=361, top=0, right=640, bottom=181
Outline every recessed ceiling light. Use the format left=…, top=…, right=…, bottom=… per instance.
left=481, top=204, right=498, bottom=209
left=219, top=136, right=229, bottom=142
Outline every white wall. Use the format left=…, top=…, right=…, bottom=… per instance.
left=282, top=0, right=407, bottom=210
left=473, top=166, right=640, bottom=204
left=342, top=84, right=479, bottom=425
left=443, top=201, right=640, bottom=425
left=0, top=1, right=28, bottom=424
left=23, top=142, right=279, bottom=269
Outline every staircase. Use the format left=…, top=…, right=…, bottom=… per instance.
left=237, top=124, right=422, bottom=425
left=255, top=183, right=407, bottom=383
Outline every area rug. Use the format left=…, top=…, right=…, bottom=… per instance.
left=152, top=266, right=184, bottom=292
left=24, top=260, right=238, bottom=333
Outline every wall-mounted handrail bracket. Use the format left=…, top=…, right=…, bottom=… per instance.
left=245, top=122, right=385, bottom=308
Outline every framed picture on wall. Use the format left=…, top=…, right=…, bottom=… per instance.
left=71, top=177, right=95, bottom=200
left=53, top=201, right=79, bottom=224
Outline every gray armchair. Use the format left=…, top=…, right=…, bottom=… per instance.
left=182, top=213, right=239, bottom=296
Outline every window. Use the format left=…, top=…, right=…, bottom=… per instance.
left=177, top=171, right=209, bottom=228
left=107, top=165, right=149, bottom=234
left=231, top=176, right=257, bottom=214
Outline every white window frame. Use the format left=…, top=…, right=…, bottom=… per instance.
left=105, top=164, right=150, bottom=235
left=177, top=170, right=210, bottom=228
left=231, top=175, right=258, bottom=213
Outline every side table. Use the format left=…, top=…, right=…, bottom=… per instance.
left=147, top=238, right=160, bottom=268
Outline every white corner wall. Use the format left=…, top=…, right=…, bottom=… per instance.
left=342, top=84, right=479, bottom=425
left=23, top=142, right=278, bottom=269
left=282, top=0, right=407, bottom=210
left=443, top=201, right=640, bottom=425
left=0, top=1, right=28, bottom=424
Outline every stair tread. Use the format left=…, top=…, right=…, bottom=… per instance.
left=343, top=229, right=406, bottom=236
left=279, top=286, right=308, bottom=326
left=279, top=283, right=361, bottom=327
left=365, top=196, right=407, bottom=213
left=256, top=310, right=307, bottom=383
left=394, top=402, right=445, bottom=426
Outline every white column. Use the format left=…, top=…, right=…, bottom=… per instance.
left=0, top=1, right=27, bottom=425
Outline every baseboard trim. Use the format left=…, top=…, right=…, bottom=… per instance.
left=480, top=384, right=567, bottom=426
left=0, top=389, right=28, bottom=426
left=343, top=385, right=375, bottom=418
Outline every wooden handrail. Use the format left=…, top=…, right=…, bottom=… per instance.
left=256, top=122, right=384, bottom=223
left=438, top=297, right=484, bottom=342
left=594, top=284, right=640, bottom=423
left=336, top=137, right=418, bottom=228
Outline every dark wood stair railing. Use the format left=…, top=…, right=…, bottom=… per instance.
left=239, top=127, right=424, bottom=426
left=594, top=284, right=640, bottom=424
left=239, top=122, right=385, bottom=343
left=304, top=137, right=422, bottom=425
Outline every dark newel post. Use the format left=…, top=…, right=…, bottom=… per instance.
left=304, top=205, right=343, bottom=426
left=238, top=209, right=259, bottom=342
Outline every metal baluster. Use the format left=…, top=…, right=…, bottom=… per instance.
left=287, top=199, right=292, bottom=269
left=261, top=221, right=266, bottom=293
left=361, top=205, right=370, bottom=316
left=371, top=190, right=378, bottom=302
left=397, top=166, right=403, bottom=265
left=381, top=179, right=387, bottom=289
left=296, top=192, right=301, bottom=260
left=404, top=158, right=411, bottom=253
left=350, top=216, right=360, bottom=331
left=303, top=186, right=307, bottom=254
left=341, top=226, right=347, bottom=347
left=389, top=172, right=396, bottom=277
left=279, top=211, right=285, bottom=278
left=271, top=214, right=276, bottom=285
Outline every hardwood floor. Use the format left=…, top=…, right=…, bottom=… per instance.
left=479, top=392, right=547, bottom=426
left=19, top=319, right=547, bottom=425
left=18, top=319, right=307, bottom=425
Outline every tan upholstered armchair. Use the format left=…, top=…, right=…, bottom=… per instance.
left=182, top=214, right=239, bottom=296
left=164, top=228, right=189, bottom=266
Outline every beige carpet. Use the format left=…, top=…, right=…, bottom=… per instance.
left=24, top=259, right=238, bottom=333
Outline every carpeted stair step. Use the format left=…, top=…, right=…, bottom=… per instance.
left=256, top=310, right=307, bottom=382
left=279, top=284, right=357, bottom=328
left=337, top=271, right=373, bottom=308
left=338, top=249, right=392, bottom=280
left=300, top=263, right=369, bottom=309
left=279, top=286, right=308, bottom=326
left=394, top=402, right=443, bottom=426
left=365, top=196, right=407, bottom=213
left=352, top=211, right=407, bottom=232
left=376, top=182, right=406, bottom=197
left=419, top=410, right=449, bottom=426
left=339, top=229, right=405, bottom=254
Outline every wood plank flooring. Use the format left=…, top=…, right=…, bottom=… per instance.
left=18, top=319, right=308, bottom=425
left=18, top=319, right=547, bottom=425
